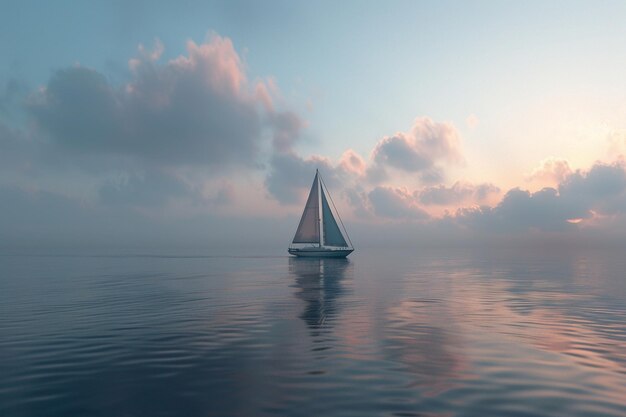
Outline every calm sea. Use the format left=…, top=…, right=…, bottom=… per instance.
left=1, top=247, right=626, bottom=417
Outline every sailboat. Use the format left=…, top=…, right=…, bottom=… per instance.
left=288, top=170, right=354, bottom=258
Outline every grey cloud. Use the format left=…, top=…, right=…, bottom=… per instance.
left=365, top=163, right=388, bottom=183
left=419, top=181, right=500, bottom=206
left=29, top=67, right=259, bottom=166
left=368, top=186, right=429, bottom=220
left=98, top=169, right=189, bottom=207
left=372, top=132, right=432, bottom=172
left=98, top=168, right=236, bottom=209
left=343, top=186, right=371, bottom=218
left=487, top=187, right=583, bottom=232
left=456, top=188, right=578, bottom=234
left=265, top=152, right=340, bottom=204
left=475, top=183, right=501, bottom=201
left=417, top=167, right=445, bottom=185
left=26, top=36, right=300, bottom=169
left=1, top=35, right=310, bottom=209
left=457, top=161, right=626, bottom=233
left=270, top=110, right=304, bottom=152
left=559, top=162, right=626, bottom=206
left=29, top=67, right=126, bottom=152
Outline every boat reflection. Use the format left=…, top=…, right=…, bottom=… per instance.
left=289, top=257, right=352, bottom=333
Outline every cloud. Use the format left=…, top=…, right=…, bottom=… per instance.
left=29, top=67, right=128, bottom=154
left=418, top=181, right=500, bottom=206
left=372, top=132, right=431, bottom=172
left=368, top=186, right=429, bottom=220
left=265, top=152, right=339, bottom=204
left=343, top=186, right=371, bottom=218
left=263, top=116, right=466, bottom=205
left=6, top=30, right=626, bottom=246
left=345, top=180, right=499, bottom=221
left=370, top=117, right=463, bottom=182
left=338, top=149, right=366, bottom=176
left=269, top=110, right=304, bottom=152
left=558, top=161, right=626, bottom=215
left=27, top=35, right=299, bottom=169
left=526, top=157, right=572, bottom=185
left=458, top=161, right=626, bottom=233
left=468, top=187, right=585, bottom=232
left=0, top=34, right=314, bottom=213
left=98, top=169, right=190, bottom=207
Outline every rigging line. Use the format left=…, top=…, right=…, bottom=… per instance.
left=319, top=174, right=354, bottom=248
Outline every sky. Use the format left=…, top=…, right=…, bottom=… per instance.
left=2, top=0, right=626, bottom=250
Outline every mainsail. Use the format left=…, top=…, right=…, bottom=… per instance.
left=292, top=172, right=320, bottom=243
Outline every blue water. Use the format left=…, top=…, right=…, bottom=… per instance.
left=2, top=248, right=626, bottom=417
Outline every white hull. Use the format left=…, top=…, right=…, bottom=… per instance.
left=288, top=248, right=354, bottom=258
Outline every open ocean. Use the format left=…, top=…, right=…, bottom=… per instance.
left=2, top=247, right=626, bottom=417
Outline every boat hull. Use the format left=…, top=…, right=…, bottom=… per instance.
left=288, top=248, right=354, bottom=258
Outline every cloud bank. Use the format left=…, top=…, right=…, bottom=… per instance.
left=1, top=35, right=306, bottom=216
left=3, top=32, right=626, bottom=247
left=458, top=161, right=626, bottom=233
left=27, top=36, right=290, bottom=168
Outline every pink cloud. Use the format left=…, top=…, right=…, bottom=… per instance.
left=526, top=157, right=573, bottom=186
left=338, top=149, right=366, bottom=176
left=369, top=117, right=463, bottom=183
left=167, top=34, right=246, bottom=96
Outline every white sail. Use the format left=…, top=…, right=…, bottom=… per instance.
left=292, top=172, right=320, bottom=244
left=321, top=185, right=348, bottom=247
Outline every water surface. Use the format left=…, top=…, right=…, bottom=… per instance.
left=2, top=248, right=626, bottom=416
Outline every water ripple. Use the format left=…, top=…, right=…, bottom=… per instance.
left=1, top=250, right=626, bottom=416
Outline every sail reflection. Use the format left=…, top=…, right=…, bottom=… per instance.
left=289, top=257, right=351, bottom=332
